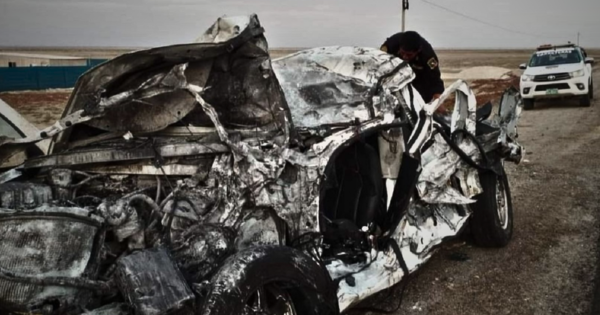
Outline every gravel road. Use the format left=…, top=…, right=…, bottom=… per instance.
left=350, top=70, right=600, bottom=315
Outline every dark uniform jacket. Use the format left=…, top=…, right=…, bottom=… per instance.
left=381, top=33, right=445, bottom=102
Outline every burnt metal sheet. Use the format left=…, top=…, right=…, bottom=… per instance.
left=170, top=224, right=235, bottom=283
left=50, top=13, right=290, bottom=153
left=235, top=208, right=287, bottom=251
left=84, top=63, right=208, bottom=133
left=0, top=168, right=22, bottom=184
left=23, top=141, right=228, bottom=169
left=83, top=303, right=130, bottom=315
left=273, top=46, right=414, bottom=128
left=0, top=182, right=53, bottom=210
left=496, top=86, right=524, bottom=163
left=115, top=248, right=195, bottom=315
left=416, top=81, right=482, bottom=204
left=81, top=164, right=203, bottom=176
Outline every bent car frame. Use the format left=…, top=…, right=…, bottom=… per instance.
left=0, top=14, right=524, bottom=315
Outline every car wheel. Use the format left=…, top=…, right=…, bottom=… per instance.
left=580, top=94, right=591, bottom=107
left=523, top=98, right=534, bottom=110
left=590, top=80, right=594, bottom=100
left=200, top=246, right=339, bottom=315
left=470, top=167, right=513, bottom=247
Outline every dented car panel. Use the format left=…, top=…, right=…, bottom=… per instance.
left=0, top=14, right=523, bottom=315
left=273, top=46, right=415, bottom=128
left=0, top=98, right=50, bottom=169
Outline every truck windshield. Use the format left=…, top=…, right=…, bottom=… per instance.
left=529, top=49, right=582, bottom=67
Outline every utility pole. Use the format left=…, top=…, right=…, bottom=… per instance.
left=577, top=32, right=580, bottom=46
left=402, top=0, right=409, bottom=31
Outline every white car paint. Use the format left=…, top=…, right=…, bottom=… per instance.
left=519, top=46, right=593, bottom=100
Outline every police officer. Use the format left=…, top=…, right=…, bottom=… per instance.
left=381, top=31, right=445, bottom=104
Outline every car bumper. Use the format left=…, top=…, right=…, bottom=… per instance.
left=520, top=79, right=588, bottom=99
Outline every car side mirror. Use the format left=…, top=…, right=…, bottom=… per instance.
left=519, top=63, right=527, bottom=70
left=585, top=57, right=595, bottom=65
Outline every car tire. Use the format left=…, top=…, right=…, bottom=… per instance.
left=590, top=80, right=594, bottom=100
left=470, top=167, right=513, bottom=248
left=200, top=246, right=339, bottom=315
left=523, top=98, right=534, bottom=110
left=580, top=94, right=591, bottom=107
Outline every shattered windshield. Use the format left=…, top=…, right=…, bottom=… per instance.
left=528, top=49, right=582, bottom=67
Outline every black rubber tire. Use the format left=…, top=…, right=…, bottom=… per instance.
left=470, top=168, right=513, bottom=248
left=580, top=94, right=591, bottom=107
left=523, top=98, right=534, bottom=110
left=590, top=80, right=594, bottom=100
left=200, top=246, right=339, bottom=315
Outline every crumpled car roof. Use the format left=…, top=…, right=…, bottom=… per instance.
left=273, top=46, right=415, bottom=128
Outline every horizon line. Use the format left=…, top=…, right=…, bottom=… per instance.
left=1, top=45, right=599, bottom=51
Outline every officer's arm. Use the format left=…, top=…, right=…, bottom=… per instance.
left=424, top=53, right=445, bottom=96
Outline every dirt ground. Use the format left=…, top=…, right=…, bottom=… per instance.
left=1, top=49, right=599, bottom=315
left=0, top=90, right=70, bottom=129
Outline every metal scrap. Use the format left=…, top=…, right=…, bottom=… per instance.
left=0, top=12, right=525, bottom=315
left=115, top=248, right=195, bottom=315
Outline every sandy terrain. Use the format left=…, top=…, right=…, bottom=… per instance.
left=0, top=90, right=70, bottom=128
left=1, top=49, right=599, bottom=315
left=0, top=47, right=137, bottom=59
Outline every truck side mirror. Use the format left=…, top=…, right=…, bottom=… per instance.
left=585, top=57, right=595, bottom=65
left=519, top=63, right=527, bottom=70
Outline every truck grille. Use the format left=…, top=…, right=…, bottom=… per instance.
left=533, top=73, right=571, bottom=82
left=534, top=83, right=570, bottom=91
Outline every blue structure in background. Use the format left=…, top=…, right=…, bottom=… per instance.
left=0, top=59, right=108, bottom=92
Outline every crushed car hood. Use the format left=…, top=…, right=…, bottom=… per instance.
left=0, top=14, right=292, bottom=160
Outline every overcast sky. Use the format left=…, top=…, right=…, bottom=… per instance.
left=0, top=0, right=599, bottom=49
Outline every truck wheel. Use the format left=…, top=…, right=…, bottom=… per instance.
left=590, top=80, right=594, bottom=100
left=523, top=98, right=534, bottom=110
left=200, top=246, right=339, bottom=315
left=470, top=167, right=513, bottom=247
left=580, top=94, right=591, bottom=107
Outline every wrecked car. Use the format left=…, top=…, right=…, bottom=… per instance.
left=0, top=14, right=524, bottom=315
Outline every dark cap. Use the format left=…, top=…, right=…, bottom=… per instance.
left=400, top=31, right=422, bottom=52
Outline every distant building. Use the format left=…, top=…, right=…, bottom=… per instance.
left=0, top=52, right=89, bottom=67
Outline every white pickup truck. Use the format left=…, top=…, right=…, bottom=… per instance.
left=519, top=44, right=594, bottom=109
